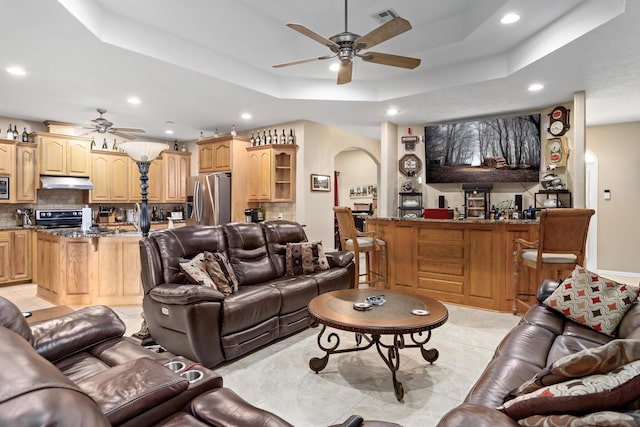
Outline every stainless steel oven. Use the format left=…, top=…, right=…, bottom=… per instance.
left=0, top=176, right=8, bottom=200
left=35, top=209, right=83, bottom=228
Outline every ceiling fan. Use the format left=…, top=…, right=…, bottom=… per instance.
left=273, top=0, right=421, bottom=85
left=84, top=108, right=145, bottom=139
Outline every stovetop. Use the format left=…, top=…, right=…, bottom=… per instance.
left=35, top=209, right=84, bottom=228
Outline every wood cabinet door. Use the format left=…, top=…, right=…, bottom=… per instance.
left=16, top=145, right=37, bottom=202
left=147, top=159, right=163, bottom=202
left=247, top=151, right=260, bottom=201
left=258, top=150, right=272, bottom=200
left=0, top=233, right=9, bottom=283
left=66, top=139, right=91, bottom=176
left=213, top=141, right=231, bottom=171
left=178, top=155, right=190, bottom=200
left=40, top=137, right=66, bottom=175
left=10, top=230, right=30, bottom=280
left=198, top=144, right=214, bottom=173
left=110, top=156, right=129, bottom=201
left=0, top=142, right=14, bottom=174
left=90, top=154, right=110, bottom=201
left=163, top=153, right=179, bottom=201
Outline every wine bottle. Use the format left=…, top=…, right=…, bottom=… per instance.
left=266, top=129, right=272, bottom=144
left=231, top=125, right=237, bottom=136
left=12, top=125, right=18, bottom=141
left=213, top=128, right=220, bottom=138
left=280, top=129, right=286, bottom=144
left=256, top=130, right=262, bottom=146
left=287, top=129, right=295, bottom=144
left=91, top=138, right=96, bottom=150
left=181, top=143, right=187, bottom=152
left=263, top=130, right=268, bottom=144
left=173, top=140, right=178, bottom=151
left=6, top=124, right=13, bottom=140
left=102, top=138, right=108, bottom=150
left=22, top=127, right=28, bottom=142
left=112, top=138, right=118, bottom=151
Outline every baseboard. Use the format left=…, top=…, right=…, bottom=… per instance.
left=596, top=269, right=640, bottom=284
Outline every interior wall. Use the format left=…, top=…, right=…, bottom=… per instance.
left=335, top=150, right=377, bottom=208
left=586, top=121, right=640, bottom=274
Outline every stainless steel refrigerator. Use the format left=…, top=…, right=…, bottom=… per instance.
left=186, top=173, right=232, bottom=225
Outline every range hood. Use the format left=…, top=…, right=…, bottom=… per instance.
left=40, top=176, right=94, bottom=190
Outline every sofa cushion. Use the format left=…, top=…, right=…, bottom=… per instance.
left=203, top=252, right=233, bottom=295
left=269, top=276, right=318, bottom=314
left=543, top=266, right=639, bottom=336
left=519, top=410, right=640, bottom=427
left=221, top=285, right=281, bottom=335
left=285, top=241, right=330, bottom=276
left=498, top=360, right=640, bottom=420
left=513, top=339, right=640, bottom=396
left=223, top=223, right=279, bottom=286
left=313, top=267, right=354, bottom=294
left=262, top=220, right=309, bottom=276
left=180, top=253, right=217, bottom=289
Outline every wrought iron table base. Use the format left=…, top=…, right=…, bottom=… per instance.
left=309, top=324, right=439, bottom=402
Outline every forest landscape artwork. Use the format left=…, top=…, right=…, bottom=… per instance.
left=425, top=114, right=541, bottom=183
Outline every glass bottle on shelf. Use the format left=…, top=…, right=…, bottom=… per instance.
left=173, top=140, right=178, bottom=151
left=287, top=129, right=295, bottom=144
left=266, top=129, right=272, bottom=144
left=231, top=125, right=236, bottom=136
left=262, top=130, right=268, bottom=144
left=12, top=125, right=18, bottom=141
left=6, top=124, right=13, bottom=140
left=90, top=137, right=96, bottom=150
left=181, top=143, right=187, bottom=152
left=21, top=127, right=28, bottom=142
left=213, top=128, right=220, bottom=138
left=199, top=131, right=204, bottom=140
left=280, top=129, right=286, bottom=144
left=102, top=138, right=108, bottom=150
left=250, top=132, right=255, bottom=146
left=112, top=138, right=118, bottom=151
left=255, top=130, right=262, bottom=146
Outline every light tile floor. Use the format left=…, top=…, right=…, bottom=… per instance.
left=0, top=284, right=521, bottom=426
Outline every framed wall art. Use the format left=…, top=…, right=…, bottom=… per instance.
left=310, top=174, right=331, bottom=192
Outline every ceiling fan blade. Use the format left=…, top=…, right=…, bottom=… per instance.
left=273, top=54, right=335, bottom=68
left=111, top=127, right=145, bottom=133
left=354, top=17, right=412, bottom=51
left=286, top=23, right=340, bottom=50
left=337, top=62, right=353, bottom=85
left=361, top=52, right=421, bottom=69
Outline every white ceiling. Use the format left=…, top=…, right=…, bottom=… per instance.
left=0, top=0, right=638, bottom=141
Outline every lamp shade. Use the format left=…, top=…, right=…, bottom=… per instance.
left=119, top=141, right=169, bottom=162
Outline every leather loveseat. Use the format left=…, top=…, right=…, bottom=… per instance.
left=438, top=279, right=640, bottom=426
left=139, top=220, right=355, bottom=367
left=0, top=296, right=293, bottom=427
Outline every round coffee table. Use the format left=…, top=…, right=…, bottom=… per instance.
left=307, top=289, right=448, bottom=402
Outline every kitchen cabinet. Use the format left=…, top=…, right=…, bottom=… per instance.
left=34, top=132, right=91, bottom=176
left=162, top=151, right=191, bottom=202
left=197, top=137, right=232, bottom=173
left=0, top=229, right=32, bottom=285
left=90, top=152, right=129, bottom=202
left=0, top=140, right=15, bottom=174
left=246, top=145, right=297, bottom=202
left=129, top=158, right=163, bottom=202
left=94, top=238, right=143, bottom=305
left=15, top=144, right=38, bottom=203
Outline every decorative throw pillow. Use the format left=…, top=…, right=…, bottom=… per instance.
left=519, top=411, right=640, bottom=427
left=179, top=253, right=216, bottom=289
left=212, top=252, right=239, bottom=293
left=203, top=251, right=232, bottom=295
left=285, top=241, right=330, bottom=276
left=543, top=266, right=639, bottom=336
left=497, top=360, right=640, bottom=420
left=512, top=339, right=640, bottom=396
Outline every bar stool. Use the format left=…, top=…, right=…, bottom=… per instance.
left=333, top=206, right=387, bottom=288
left=513, top=208, right=595, bottom=314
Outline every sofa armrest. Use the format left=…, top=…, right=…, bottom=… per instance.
left=537, top=279, right=561, bottom=303
left=326, top=251, right=355, bottom=268
left=31, top=305, right=125, bottom=363
left=149, top=283, right=226, bottom=305
left=437, top=404, right=519, bottom=427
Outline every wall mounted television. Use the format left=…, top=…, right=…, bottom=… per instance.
left=424, top=113, right=541, bottom=183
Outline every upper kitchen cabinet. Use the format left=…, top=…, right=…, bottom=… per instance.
left=90, top=152, right=129, bottom=202
left=33, top=132, right=91, bottom=176
left=246, top=145, right=297, bottom=202
left=129, top=157, right=163, bottom=202
left=0, top=140, right=15, bottom=174
left=15, top=144, right=38, bottom=203
left=196, top=136, right=248, bottom=173
left=162, top=151, right=190, bottom=202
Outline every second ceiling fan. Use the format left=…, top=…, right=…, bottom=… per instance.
left=273, top=0, right=421, bottom=84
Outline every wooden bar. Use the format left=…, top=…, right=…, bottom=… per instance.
left=367, top=218, right=539, bottom=312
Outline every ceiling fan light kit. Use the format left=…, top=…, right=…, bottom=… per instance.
left=273, top=0, right=420, bottom=84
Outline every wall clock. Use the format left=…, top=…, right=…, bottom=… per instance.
left=399, top=154, right=422, bottom=177
left=546, top=137, right=569, bottom=167
left=548, top=106, right=570, bottom=137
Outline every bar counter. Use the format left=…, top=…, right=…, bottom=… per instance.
left=366, top=217, right=539, bottom=312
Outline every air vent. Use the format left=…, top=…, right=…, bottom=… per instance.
left=371, top=8, right=399, bottom=24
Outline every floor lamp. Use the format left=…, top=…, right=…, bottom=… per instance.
left=119, top=141, right=169, bottom=342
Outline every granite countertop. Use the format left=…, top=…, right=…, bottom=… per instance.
left=366, top=216, right=539, bottom=225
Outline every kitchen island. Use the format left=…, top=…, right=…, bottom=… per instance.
left=366, top=217, right=539, bottom=313
left=35, top=221, right=184, bottom=306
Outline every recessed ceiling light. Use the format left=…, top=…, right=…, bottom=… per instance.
left=386, top=108, right=399, bottom=116
left=528, top=83, right=544, bottom=92
left=329, top=63, right=340, bottom=72
left=6, top=67, right=26, bottom=76
left=500, top=13, right=520, bottom=24
left=127, top=97, right=141, bottom=104
left=165, top=130, right=174, bottom=135
left=241, top=112, right=252, bottom=120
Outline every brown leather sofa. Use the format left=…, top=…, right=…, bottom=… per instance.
left=0, top=295, right=294, bottom=427
left=139, top=220, right=356, bottom=368
left=437, top=279, right=640, bottom=426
